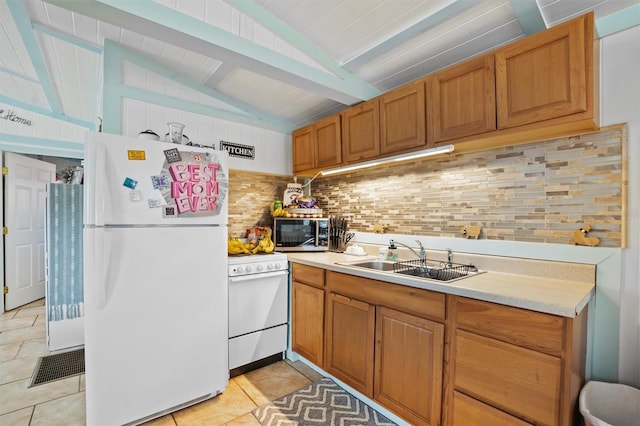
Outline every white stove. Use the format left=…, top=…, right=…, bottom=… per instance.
left=227, top=252, right=289, bottom=374
left=228, top=252, right=288, bottom=276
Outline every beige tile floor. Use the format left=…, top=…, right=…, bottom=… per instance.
left=0, top=299, right=323, bottom=426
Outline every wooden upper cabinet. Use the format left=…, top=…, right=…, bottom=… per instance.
left=428, top=55, right=496, bottom=143
left=292, top=115, right=341, bottom=175
left=495, top=13, right=592, bottom=129
left=342, top=99, right=380, bottom=163
left=380, top=81, right=426, bottom=154
left=292, top=124, right=314, bottom=173
left=314, top=114, right=342, bottom=169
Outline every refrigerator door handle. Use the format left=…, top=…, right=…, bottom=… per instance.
left=93, top=143, right=107, bottom=227
left=93, top=230, right=112, bottom=310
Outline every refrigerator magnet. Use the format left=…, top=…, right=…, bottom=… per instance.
left=123, top=177, right=138, bottom=189
left=163, top=148, right=182, bottom=163
left=150, top=175, right=170, bottom=190
left=148, top=198, right=162, bottom=208
left=162, top=205, right=178, bottom=217
left=129, top=190, right=143, bottom=202
left=193, top=153, right=202, bottom=162
left=127, top=150, right=146, bottom=160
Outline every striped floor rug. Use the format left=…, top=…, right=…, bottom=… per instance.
left=253, top=377, right=397, bottom=425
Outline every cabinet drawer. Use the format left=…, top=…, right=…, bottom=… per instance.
left=292, top=263, right=325, bottom=288
left=327, top=271, right=445, bottom=321
left=452, top=391, right=532, bottom=426
left=453, top=296, right=564, bottom=355
left=453, top=330, right=561, bottom=425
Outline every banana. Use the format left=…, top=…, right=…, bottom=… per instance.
left=250, top=236, right=275, bottom=254
left=263, top=236, right=275, bottom=253
left=272, top=206, right=287, bottom=217
left=228, top=237, right=249, bottom=254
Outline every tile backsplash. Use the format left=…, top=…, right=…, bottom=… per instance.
left=228, top=171, right=291, bottom=238
left=228, top=126, right=625, bottom=248
left=313, top=126, right=625, bottom=248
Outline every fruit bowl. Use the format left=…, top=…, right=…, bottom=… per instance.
left=295, top=196, right=317, bottom=208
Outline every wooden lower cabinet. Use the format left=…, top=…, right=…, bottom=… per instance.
left=292, top=281, right=325, bottom=366
left=325, top=293, right=375, bottom=396
left=376, top=307, right=444, bottom=426
left=451, top=391, right=531, bottom=426
left=290, top=265, right=588, bottom=426
left=291, top=264, right=325, bottom=366
left=453, top=330, right=561, bottom=425
left=446, top=296, right=588, bottom=426
left=325, top=271, right=446, bottom=425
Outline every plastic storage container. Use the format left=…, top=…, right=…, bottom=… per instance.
left=579, top=381, right=640, bottom=426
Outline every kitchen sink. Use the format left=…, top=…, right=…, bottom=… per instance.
left=338, top=260, right=396, bottom=271
left=337, top=259, right=483, bottom=283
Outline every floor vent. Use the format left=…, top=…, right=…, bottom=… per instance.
left=29, top=348, right=84, bottom=387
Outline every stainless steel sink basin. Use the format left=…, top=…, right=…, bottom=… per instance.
left=337, top=260, right=396, bottom=271
left=337, top=259, right=483, bottom=283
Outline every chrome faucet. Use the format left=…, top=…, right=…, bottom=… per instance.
left=447, top=248, right=453, bottom=266
left=390, top=239, right=426, bottom=263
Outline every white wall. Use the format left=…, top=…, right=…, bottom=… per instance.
left=0, top=106, right=88, bottom=158
left=600, top=25, right=640, bottom=387
left=120, top=98, right=292, bottom=176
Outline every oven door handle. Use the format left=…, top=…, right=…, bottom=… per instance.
left=229, top=270, right=289, bottom=283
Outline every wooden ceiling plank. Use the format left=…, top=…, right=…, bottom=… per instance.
left=45, top=0, right=372, bottom=104
left=508, top=0, right=547, bottom=35
left=223, top=0, right=380, bottom=96
left=104, top=41, right=295, bottom=132
left=32, top=22, right=103, bottom=54
left=595, top=3, right=640, bottom=37
left=6, top=0, right=62, bottom=114
left=343, top=0, right=481, bottom=71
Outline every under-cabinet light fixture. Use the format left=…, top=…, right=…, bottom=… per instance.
left=320, top=144, right=455, bottom=176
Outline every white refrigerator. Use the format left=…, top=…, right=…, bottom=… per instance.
left=83, top=132, right=229, bottom=425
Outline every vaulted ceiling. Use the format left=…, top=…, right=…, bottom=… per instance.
left=1, top=0, right=638, bottom=133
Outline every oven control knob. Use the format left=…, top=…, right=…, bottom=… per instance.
left=274, top=262, right=282, bottom=269
left=266, top=263, right=274, bottom=270
left=257, top=264, right=264, bottom=272
left=245, top=265, right=252, bottom=273
left=235, top=266, right=243, bottom=273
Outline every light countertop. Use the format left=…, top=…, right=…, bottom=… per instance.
left=285, top=250, right=595, bottom=318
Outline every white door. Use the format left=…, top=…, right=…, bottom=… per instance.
left=4, top=152, right=56, bottom=310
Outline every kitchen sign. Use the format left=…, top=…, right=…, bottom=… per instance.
left=220, top=141, right=255, bottom=160
left=0, top=106, right=32, bottom=127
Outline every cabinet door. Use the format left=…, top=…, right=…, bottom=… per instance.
left=342, top=99, right=380, bottom=163
left=495, top=14, right=588, bottom=129
left=314, top=115, right=342, bottom=169
left=292, top=125, right=315, bottom=174
left=375, top=307, right=444, bottom=426
left=453, top=330, right=561, bottom=425
left=325, top=293, right=375, bottom=396
left=428, top=55, right=496, bottom=143
left=292, top=281, right=325, bottom=367
left=380, top=81, right=426, bottom=154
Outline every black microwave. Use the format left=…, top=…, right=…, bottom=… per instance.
left=273, top=217, right=329, bottom=251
